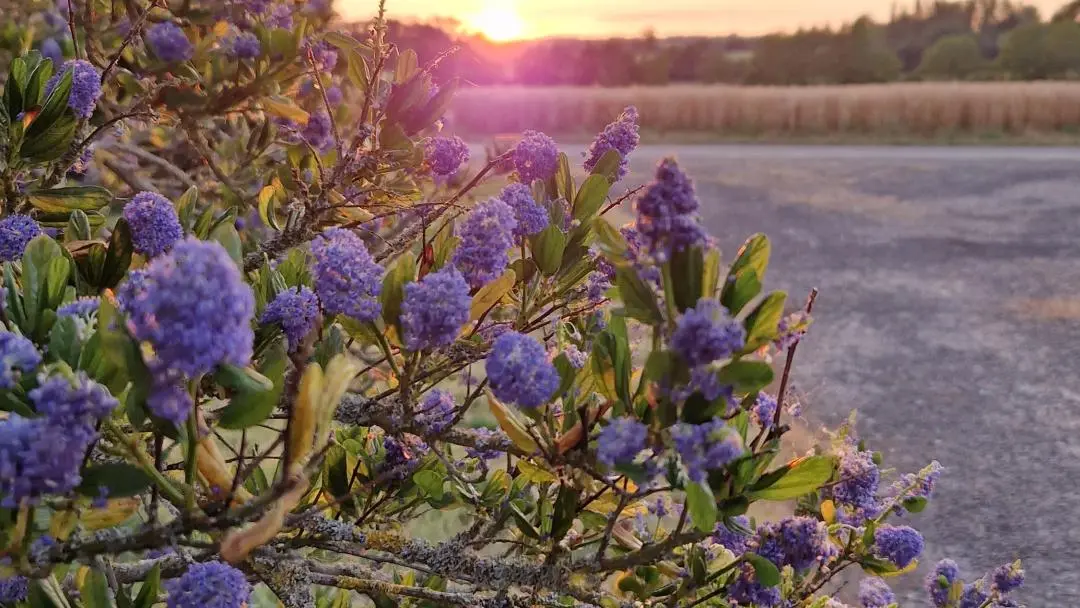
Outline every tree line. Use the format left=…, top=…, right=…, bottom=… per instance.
left=383, top=0, right=1080, bottom=86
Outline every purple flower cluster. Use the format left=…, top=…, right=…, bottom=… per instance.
left=712, top=515, right=751, bottom=555
left=727, top=563, right=782, bottom=607
left=498, top=183, right=548, bottom=240
left=858, top=578, right=895, bottom=608
left=826, top=447, right=881, bottom=523
left=465, top=427, right=506, bottom=461
left=147, top=376, right=193, bottom=427
left=596, top=418, right=648, bottom=467
left=873, top=524, right=924, bottom=568
left=166, top=561, right=251, bottom=608
left=380, top=435, right=429, bottom=479
left=0, top=331, right=41, bottom=388
left=401, top=266, right=471, bottom=351
left=146, top=22, right=193, bottom=63
left=485, top=331, right=559, bottom=409
left=583, top=106, right=640, bottom=181
left=0, top=575, right=28, bottom=603
left=310, top=228, right=384, bottom=322
left=586, top=254, right=615, bottom=302
left=119, top=239, right=254, bottom=377
left=262, top=286, right=320, bottom=352
left=753, top=516, right=838, bottom=572
left=0, top=214, right=42, bottom=261
left=926, top=559, right=1024, bottom=608
left=308, top=40, right=338, bottom=71
left=452, top=198, right=516, bottom=289
left=926, top=559, right=961, bottom=607
left=425, top=136, right=470, bottom=176
left=123, top=191, right=184, bottom=257
left=886, top=460, right=944, bottom=513
left=29, top=373, right=118, bottom=439
left=991, top=561, right=1025, bottom=594
left=513, top=130, right=558, bottom=184
left=303, top=111, right=334, bottom=152
left=635, top=158, right=706, bottom=259
left=671, top=418, right=743, bottom=482
left=671, top=299, right=745, bottom=367
left=45, top=59, right=101, bottom=118
left=266, top=4, right=293, bottom=29
left=0, top=405, right=106, bottom=507
left=414, top=389, right=456, bottom=434
left=224, top=31, right=261, bottom=59
left=564, top=344, right=587, bottom=368
left=751, top=392, right=777, bottom=428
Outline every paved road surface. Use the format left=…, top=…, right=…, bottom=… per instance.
left=618, top=145, right=1080, bottom=605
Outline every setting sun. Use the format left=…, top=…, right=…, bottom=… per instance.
left=469, top=3, right=526, bottom=42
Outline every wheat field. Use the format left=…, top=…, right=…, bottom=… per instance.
left=449, top=82, right=1080, bottom=140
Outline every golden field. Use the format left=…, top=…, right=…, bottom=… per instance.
left=449, top=82, right=1080, bottom=140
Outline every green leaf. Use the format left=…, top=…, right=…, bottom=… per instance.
left=133, top=564, right=161, bottom=608
left=80, top=568, right=112, bottom=608
left=20, top=113, right=77, bottom=163
left=745, top=553, right=781, bottom=587
left=323, top=31, right=362, bottom=51
left=100, top=218, right=133, bottom=289
left=716, top=360, right=775, bottom=394
left=216, top=363, right=274, bottom=393
left=903, top=496, right=929, bottom=513
left=174, top=185, right=199, bottom=229
left=217, top=343, right=288, bottom=429
left=22, top=235, right=64, bottom=333
left=743, top=292, right=787, bottom=353
left=28, top=186, right=112, bottom=213
left=530, top=224, right=567, bottom=276
left=26, top=67, right=71, bottom=138
left=554, top=152, right=574, bottom=202
left=669, top=246, right=705, bottom=312
left=28, top=576, right=64, bottom=608
left=590, top=216, right=629, bottom=259
left=414, top=470, right=445, bottom=500
left=23, top=57, right=54, bottom=109
left=551, top=483, right=579, bottom=542
left=77, top=463, right=153, bottom=498
left=381, top=251, right=416, bottom=336
left=702, top=248, right=722, bottom=299
left=4, top=55, right=29, bottom=119
left=614, top=267, right=663, bottom=325
left=211, top=223, right=243, bottom=266
left=66, top=209, right=93, bottom=241
left=395, top=49, right=419, bottom=83
left=729, top=233, right=770, bottom=281
left=749, top=455, right=835, bottom=501
left=589, top=148, right=623, bottom=182
left=686, top=480, right=718, bottom=533
left=721, top=234, right=770, bottom=312
left=572, top=174, right=611, bottom=222
left=49, top=315, right=81, bottom=367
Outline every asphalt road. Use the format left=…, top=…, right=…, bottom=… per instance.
left=617, top=145, right=1080, bottom=605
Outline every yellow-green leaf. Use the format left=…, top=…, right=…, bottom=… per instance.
left=469, top=269, right=515, bottom=322
left=486, top=391, right=538, bottom=455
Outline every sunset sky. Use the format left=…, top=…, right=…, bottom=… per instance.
left=340, top=0, right=1065, bottom=38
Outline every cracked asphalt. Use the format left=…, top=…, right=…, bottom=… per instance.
left=617, top=145, right=1080, bottom=605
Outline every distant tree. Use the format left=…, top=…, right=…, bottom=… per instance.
left=917, top=33, right=987, bottom=78
left=997, top=21, right=1080, bottom=78
left=836, top=17, right=904, bottom=83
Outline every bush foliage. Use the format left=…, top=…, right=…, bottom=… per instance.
left=0, top=1, right=1026, bottom=607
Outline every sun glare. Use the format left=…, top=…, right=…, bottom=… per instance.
left=470, top=4, right=526, bottom=42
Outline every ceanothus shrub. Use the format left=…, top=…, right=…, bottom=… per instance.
left=0, top=1, right=1027, bottom=607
